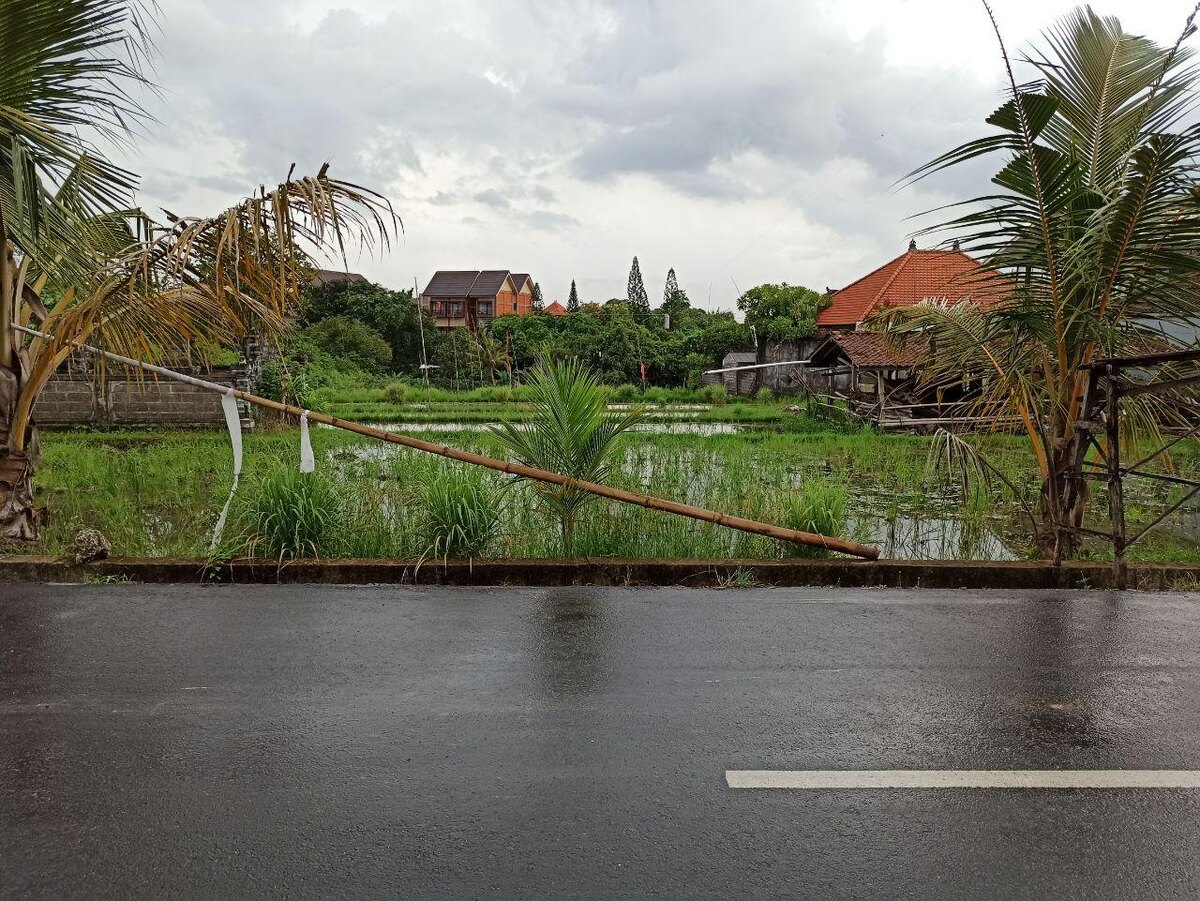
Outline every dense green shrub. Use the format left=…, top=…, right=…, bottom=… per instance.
left=301, top=316, right=393, bottom=371
left=491, top=358, right=644, bottom=554
left=383, top=381, right=408, bottom=405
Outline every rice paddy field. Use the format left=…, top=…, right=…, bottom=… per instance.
left=22, top=416, right=1200, bottom=563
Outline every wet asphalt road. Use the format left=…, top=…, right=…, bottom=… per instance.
left=3, top=585, right=1200, bottom=899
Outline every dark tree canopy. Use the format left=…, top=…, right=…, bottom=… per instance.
left=567, top=279, right=580, bottom=313
left=531, top=281, right=544, bottom=313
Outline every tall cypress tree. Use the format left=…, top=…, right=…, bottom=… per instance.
left=531, top=281, right=544, bottom=313
left=627, top=256, right=648, bottom=315
left=663, top=268, right=678, bottom=308
left=567, top=279, right=580, bottom=313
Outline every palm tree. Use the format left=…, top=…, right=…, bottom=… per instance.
left=881, top=3, right=1200, bottom=560
left=490, top=358, right=643, bottom=554
left=0, top=2, right=394, bottom=538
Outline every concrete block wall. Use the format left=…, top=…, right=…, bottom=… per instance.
left=34, top=356, right=256, bottom=430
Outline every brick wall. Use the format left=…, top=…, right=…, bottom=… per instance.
left=35, top=356, right=257, bottom=430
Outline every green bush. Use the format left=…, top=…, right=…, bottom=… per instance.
left=755, top=386, right=773, bottom=403
left=254, top=360, right=316, bottom=408
left=419, top=470, right=502, bottom=559
left=301, top=316, right=393, bottom=371
left=609, top=383, right=641, bottom=403
left=233, top=466, right=340, bottom=560
left=782, top=484, right=848, bottom=558
left=702, top=383, right=728, bottom=406
left=491, top=358, right=644, bottom=554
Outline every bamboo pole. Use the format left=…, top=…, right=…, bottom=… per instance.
left=13, top=325, right=880, bottom=560
left=241, top=390, right=880, bottom=560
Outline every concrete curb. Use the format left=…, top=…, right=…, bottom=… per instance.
left=1, top=556, right=1198, bottom=589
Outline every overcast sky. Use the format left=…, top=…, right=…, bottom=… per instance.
left=115, top=0, right=1196, bottom=309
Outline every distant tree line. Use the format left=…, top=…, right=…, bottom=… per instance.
left=268, top=265, right=825, bottom=394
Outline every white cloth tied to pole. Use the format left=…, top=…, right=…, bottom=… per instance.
left=299, top=410, right=315, bottom=473
left=211, top=390, right=243, bottom=550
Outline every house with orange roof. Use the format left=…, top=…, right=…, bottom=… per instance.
left=819, top=240, right=1010, bottom=331
left=545, top=300, right=567, bottom=316
left=798, top=242, right=1011, bottom=415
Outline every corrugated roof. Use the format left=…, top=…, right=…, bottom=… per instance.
left=819, top=248, right=1010, bottom=328
left=813, top=331, right=927, bottom=369
left=720, top=351, right=758, bottom=366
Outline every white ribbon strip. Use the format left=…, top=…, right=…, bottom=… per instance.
left=211, top=390, right=244, bottom=550
left=299, top=410, right=315, bottom=473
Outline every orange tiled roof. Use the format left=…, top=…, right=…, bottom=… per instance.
left=819, top=247, right=1010, bottom=328
left=545, top=301, right=567, bottom=316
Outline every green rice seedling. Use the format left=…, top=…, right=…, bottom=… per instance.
left=781, top=483, right=848, bottom=558
left=419, top=469, right=502, bottom=559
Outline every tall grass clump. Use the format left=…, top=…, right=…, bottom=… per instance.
left=782, top=483, right=848, bottom=558
left=491, top=357, right=645, bottom=555
left=383, top=381, right=409, bottom=405
left=419, top=470, right=502, bottom=559
left=233, top=466, right=341, bottom=561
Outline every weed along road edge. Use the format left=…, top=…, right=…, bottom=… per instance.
left=6, top=583, right=1200, bottom=899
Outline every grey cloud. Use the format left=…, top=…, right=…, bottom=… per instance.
left=473, top=188, right=511, bottom=209
left=529, top=210, right=580, bottom=233
left=121, top=0, right=1017, bottom=308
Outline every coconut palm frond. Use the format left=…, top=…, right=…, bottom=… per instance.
left=0, top=1, right=154, bottom=246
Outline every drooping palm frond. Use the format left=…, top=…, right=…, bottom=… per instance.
left=8, top=169, right=397, bottom=450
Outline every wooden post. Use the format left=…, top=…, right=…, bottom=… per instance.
left=1106, top=365, right=1127, bottom=589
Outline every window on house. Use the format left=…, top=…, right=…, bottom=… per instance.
left=478, top=300, right=493, bottom=317
left=447, top=301, right=463, bottom=317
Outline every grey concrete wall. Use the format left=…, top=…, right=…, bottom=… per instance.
left=35, top=359, right=255, bottom=429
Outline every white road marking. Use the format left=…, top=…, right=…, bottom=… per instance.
left=725, top=770, right=1200, bottom=789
